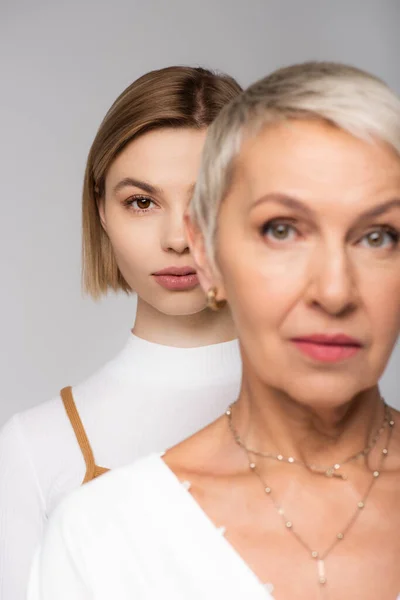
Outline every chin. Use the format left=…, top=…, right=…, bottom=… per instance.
left=152, top=295, right=208, bottom=317
left=281, top=371, right=378, bottom=410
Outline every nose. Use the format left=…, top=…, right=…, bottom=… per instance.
left=160, top=207, right=190, bottom=255
left=305, top=242, right=358, bottom=317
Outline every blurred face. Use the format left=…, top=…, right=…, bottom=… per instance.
left=203, top=120, right=400, bottom=407
left=100, top=127, right=207, bottom=316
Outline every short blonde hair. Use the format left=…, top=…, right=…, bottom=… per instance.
left=190, top=61, right=400, bottom=262
left=82, top=66, right=242, bottom=298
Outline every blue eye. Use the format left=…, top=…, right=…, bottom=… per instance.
left=361, top=228, right=399, bottom=248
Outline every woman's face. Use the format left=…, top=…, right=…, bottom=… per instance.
left=208, top=120, right=400, bottom=407
left=100, top=127, right=208, bottom=316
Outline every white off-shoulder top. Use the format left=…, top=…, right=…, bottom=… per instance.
left=28, top=454, right=400, bottom=600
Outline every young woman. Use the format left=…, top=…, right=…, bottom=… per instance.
left=29, top=62, right=400, bottom=600
left=0, top=66, right=243, bottom=600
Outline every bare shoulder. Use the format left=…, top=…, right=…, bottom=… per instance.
left=164, top=416, right=225, bottom=475
left=389, top=405, right=400, bottom=425
left=386, top=405, right=400, bottom=471
left=164, top=412, right=244, bottom=481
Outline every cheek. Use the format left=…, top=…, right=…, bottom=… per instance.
left=105, top=214, right=158, bottom=277
left=361, top=267, right=400, bottom=344
left=219, top=242, right=308, bottom=330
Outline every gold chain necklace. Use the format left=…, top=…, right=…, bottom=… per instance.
left=226, top=405, right=395, bottom=590
left=227, top=403, right=391, bottom=480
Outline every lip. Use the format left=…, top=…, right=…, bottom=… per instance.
left=153, top=266, right=196, bottom=276
left=152, top=266, right=199, bottom=291
left=291, top=334, right=363, bottom=363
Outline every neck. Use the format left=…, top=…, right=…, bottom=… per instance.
left=132, top=296, right=236, bottom=348
left=233, top=378, right=384, bottom=468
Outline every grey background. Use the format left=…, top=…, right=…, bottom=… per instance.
left=1, top=0, right=399, bottom=426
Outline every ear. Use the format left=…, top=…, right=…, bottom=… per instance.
left=184, top=212, right=225, bottom=300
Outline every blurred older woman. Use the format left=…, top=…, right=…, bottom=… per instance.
left=29, top=62, right=400, bottom=600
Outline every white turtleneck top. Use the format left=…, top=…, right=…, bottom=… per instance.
left=0, top=334, right=242, bottom=600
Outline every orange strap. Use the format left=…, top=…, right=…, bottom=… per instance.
left=60, top=386, right=109, bottom=484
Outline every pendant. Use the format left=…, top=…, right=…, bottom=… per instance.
left=317, top=560, right=327, bottom=585
left=309, top=465, right=347, bottom=480
left=325, top=467, right=346, bottom=479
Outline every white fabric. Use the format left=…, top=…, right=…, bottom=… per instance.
left=27, top=454, right=400, bottom=600
left=0, top=334, right=241, bottom=600
left=28, top=454, right=273, bottom=600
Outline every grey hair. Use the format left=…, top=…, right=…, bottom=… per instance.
left=190, top=61, right=400, bottom=263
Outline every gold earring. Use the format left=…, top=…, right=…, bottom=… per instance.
left=206, top=287, right=226, bottom=311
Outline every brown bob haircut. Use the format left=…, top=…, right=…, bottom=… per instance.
left=82, top=66, right=242, bottom=298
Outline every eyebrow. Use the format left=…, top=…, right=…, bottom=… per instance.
left=251, top=193, right=400, bottom=220
left=112, top=177, right=196, bottom=198
left=358, top=198, right=400, bottom=219
left=112, top=177, right=162, bottom=195
left=251, top=193, right=315, bottom=217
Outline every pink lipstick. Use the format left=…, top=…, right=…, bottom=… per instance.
left=152, top=266, right=199, bottom=291
left=291, top=334, right=362, bottom=363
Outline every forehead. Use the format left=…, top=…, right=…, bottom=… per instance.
left=106, top=127, right=207, bottom=189
left=234, top=119, right=400, bottom=204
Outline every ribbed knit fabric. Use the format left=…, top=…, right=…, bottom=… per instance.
left=0, top=334, right=241, bottom=600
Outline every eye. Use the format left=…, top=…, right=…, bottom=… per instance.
left=123, top=195, right=156, bottom=212
left=261, top=220, right=297, bottom=241
left=360, top=227, right=399, bottom=249
left=132, top=196, right=154, bottom=210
